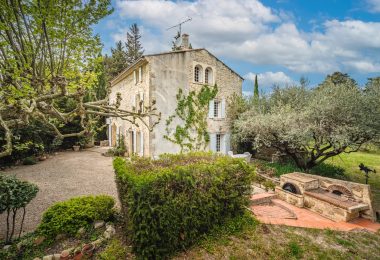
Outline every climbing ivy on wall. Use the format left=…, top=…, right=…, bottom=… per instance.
left=164, top=84, right=218, bottom=152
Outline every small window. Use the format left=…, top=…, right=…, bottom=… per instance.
left=205, top=67, right=213, bottom=84
left=194, top=65, right=203, bottom=83
left=214, top=100, right=220, bottom=117
left=216, top=134, right=222, bottom=152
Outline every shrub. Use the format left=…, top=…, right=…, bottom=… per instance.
left=98, top=239, right=128, bottom=260
left=22, top=156, right=37, bottom=165
left=114, top=152, right=255, bottom=259
left=37, top=195, right=115, bottom=238
left=0, top=175, right=39, bottom=243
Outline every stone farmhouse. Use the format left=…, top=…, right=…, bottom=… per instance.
left=107, top=34, right=243, bottom=157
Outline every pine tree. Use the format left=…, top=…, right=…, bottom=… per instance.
left=126, top=23, right=144, bottom=64
left=254, top=75, right=259, bottom=99
left=105, top=41, right=128, bottom=78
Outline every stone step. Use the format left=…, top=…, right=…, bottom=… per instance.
left=250, top=193, right=277, bottom=205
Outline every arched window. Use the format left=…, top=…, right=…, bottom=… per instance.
left=194, top=65, right=203, bottom=83
left=205, top=67, right=213, bottom=84
left=282, top=183, right=299, bottom=194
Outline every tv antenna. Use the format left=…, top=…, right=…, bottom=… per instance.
left=166, top=17, right=192, bottom=35
left=167, top=17, right=192, bottom=48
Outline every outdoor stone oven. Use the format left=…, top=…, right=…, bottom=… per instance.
left=275, top=172, right=376, bottom=222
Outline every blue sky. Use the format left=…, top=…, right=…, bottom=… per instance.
left=93, top=0, right=380, bottom=95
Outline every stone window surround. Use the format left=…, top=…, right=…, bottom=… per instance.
left=192, top=61, right=216, bottom=85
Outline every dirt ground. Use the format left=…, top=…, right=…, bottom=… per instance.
left=0, top=147, right=118, bottom=240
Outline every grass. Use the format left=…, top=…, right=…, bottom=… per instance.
left=174, top=214, right=380, bottom=260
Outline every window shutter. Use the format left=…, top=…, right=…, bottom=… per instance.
left=209, top=133, right=216, bottom=152
left=139, top=67, right=142, bottom=82
left=224, top=133, right=230, bottom=155
left=221, top=99, right=226, bottom=118
left=133, top=130, right=137, bottom=154
left=140, top=132, right=144, bottom=156
left=208, top=100, right=214, bottom=118
left=133, top=70, right=137, bottom=84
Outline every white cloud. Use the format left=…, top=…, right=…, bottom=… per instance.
left=245, top=71, right=295, bottom=88
left=367, top=0, right=380, bottom=13
left=112, top=0, right=380, bottom=74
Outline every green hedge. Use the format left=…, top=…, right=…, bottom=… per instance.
left=37, top=195, right=115, bottom=238
left=114, top=152, right=255, bottom=259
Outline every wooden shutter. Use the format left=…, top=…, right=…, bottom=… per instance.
left=140, top=131, right=144, bottom=156
left=208, top=100, right=214, bottom=118
left=221, top=99, right=226, bottom=118
left=209, top=133, right=216, bottom=152
left=223, top=133, right=230, bottom=155
left=139, top=67, right=142, bottom=82
left=133, top=70, right=137, bottom=84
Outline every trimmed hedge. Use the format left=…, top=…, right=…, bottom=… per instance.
left=37, top=195, right=115, bottom=238
left=114, top=152, right=255, bottom=259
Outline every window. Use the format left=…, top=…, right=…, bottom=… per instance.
left=216, top=134, right=222, bottom=152
left=205, top=67, right=213, bottom=84
left=214, top=100, right=220, bottom=117
left=194, top=65, right=203, bottom=83
left=133, top=70, right=137, bottom=84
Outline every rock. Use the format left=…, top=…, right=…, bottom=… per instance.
left=53, top=253, right=61, bottom=260
left=34, top=236, right=45, bottom=246
left=3, top=245, right=11, bottom=250
left=92, top=237, right=105, bottom=247
left=33, top=258, right=42, bottom=260
left=104, top=224, right=116, bottom=239
left=77, top=227, right=86, bottom=236
left=60, top=250, right=70, bottom=257
left=94, top=220, right=105, bottom=229
left=42, top=255, right=53, bottom=260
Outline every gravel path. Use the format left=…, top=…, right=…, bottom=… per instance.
left=0, top=147, right=118, bottom=240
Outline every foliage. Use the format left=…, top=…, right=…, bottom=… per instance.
left=98, top=239, right=128, bottom=260
left=164, top=85, right=218, bottom=152
left=0, top=175, right=38, bottom=243
left=104, top=41, right=128, bottom=79
left=234, top=72, right=380, bottom=170
left=105, top=134, right=127, bottom=156
left=0, top=1, right=159, bottom=159
left=22, top=156, right=37, bottom=165
left=113, top=152, right=255, bottom=259
left=126, top=23, right=144, bottom=64
left=253, top=74, right=259, bottom=103
left=37, top=195, right=115, bottom=238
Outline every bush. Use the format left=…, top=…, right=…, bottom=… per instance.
left=37, top=195, right=115, bottom=238
left=0, top=175, right=39, bottom=243
left=22, top=156, right=37, bottom=165
left=98, top=239, right=127, bottom=260
left=114, top=152, right=255, bottom=259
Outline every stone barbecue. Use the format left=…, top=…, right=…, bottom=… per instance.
left=275, top=172, right=376, bottom=222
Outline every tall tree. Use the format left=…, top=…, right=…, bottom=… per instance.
left=126, top=23, right=144, bottom=64
left=105, top=41, right=128, bottom=79
left=253, top=75, right=259, bottom=100
left=0, top=0, right=159, bottom=158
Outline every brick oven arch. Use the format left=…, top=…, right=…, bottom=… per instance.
left=327, top=184, right=353, bottom=198
left=282, top=182, right=301, bottom=194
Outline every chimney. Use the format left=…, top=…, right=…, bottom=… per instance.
left=180, top=34, right=190, bottom=49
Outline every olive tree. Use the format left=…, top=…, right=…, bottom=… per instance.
left=0, top=0, right=160, bottom=158
left=234, top=73, right=380, bottom=170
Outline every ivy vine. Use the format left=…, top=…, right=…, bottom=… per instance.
left=164, top=84, right=218, bottom=152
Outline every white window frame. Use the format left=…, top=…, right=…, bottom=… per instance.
left=214, top=100, right=220, bottom=118
left=205, top=67, right=213, bottom=84
left=216, top=133, right=222, bottom=152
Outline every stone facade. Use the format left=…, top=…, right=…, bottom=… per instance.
left=108, top=46, right=243, bottom=157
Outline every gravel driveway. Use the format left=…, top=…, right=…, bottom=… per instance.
left=0, top=147, right=118, bottom=240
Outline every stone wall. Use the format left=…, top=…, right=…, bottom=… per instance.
left=275, top=187, right=304, bottom=207
left=304, top=173, right=375, bottom=221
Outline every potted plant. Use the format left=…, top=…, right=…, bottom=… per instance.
left=73, top=141, right=81, bottom=152
left=81, top=243, right=95, bottom=258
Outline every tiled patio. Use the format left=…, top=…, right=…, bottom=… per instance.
left=250, top=193, right=380, bottom=232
